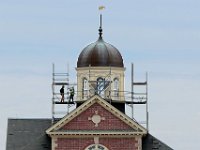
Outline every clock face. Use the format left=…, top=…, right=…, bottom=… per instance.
left=85, top=144, right=108, bottom=150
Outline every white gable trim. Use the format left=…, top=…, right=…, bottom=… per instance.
left=96, top=100, right=146, bottom=133
left=46, top=95, right=98, bottom=133
left=46, top=95, right=147, bottom=135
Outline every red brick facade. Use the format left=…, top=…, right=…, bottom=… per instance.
left=61, top=103, right=133, bottom=130
left=51, top=102, right=142, bottom=150
left=55, top=138, right=138, bottom=150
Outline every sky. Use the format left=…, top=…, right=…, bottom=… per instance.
left=0, top=0, right=200, bottom=149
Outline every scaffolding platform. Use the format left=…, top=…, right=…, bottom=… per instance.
left=53, top=82, right=69, bottom=85
left=104, top=99, right=147, bottom=104
left=54, top=101, right=75, bottom=104
left=133, top=82, right=147, bottom=85
left=125, top=101, right=147, bottom=104
left=75, top=98, right=147, bottom=105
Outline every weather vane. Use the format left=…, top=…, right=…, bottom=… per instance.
left=98, top=5, right=105, bottom=11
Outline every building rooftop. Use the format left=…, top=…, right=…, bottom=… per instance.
left=6, top=118, right=173, bottom=150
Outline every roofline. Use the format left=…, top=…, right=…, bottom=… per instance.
left=7, top=118, right=51, bottom=120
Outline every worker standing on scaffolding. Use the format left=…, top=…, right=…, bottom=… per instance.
left=60, top=85, right=64, bottom=102
left=69, top=87, right=74, bottom=102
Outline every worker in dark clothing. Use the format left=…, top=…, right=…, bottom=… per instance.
left=60, top=85, right=64, bottom=102
left=69, top=87, right=74, bottom=102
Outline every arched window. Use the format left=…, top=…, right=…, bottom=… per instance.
left=96, top=77, right=105, bottom=97
left=113, top=78, right=119, bottom=97
left=85, top=144, right=109, bottom=150
left=82, top=78, right=88, bottom=99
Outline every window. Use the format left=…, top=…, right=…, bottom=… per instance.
left=82, top=78, right=88, bottom=99
left=113, top=78, right=119, bottom=97
left=85, top=144, right=109, bottom=150
left=96, top=77, right=105, bottom=97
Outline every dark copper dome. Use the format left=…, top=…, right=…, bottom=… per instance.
left=77, top=37, right=124, bottom=67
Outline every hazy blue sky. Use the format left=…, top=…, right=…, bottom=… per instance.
left=1, top=0, right=200, bottom=149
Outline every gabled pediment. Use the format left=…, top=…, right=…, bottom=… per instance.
left=46, top=95, right=147, bottom=137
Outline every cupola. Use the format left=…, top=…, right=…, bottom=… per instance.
left=77, top=15, right=123, bottom=68
left=76, top=15, right=125, bottom=113
left=77, top=37, right=124, bottom=68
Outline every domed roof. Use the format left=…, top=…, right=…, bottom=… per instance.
left=77, top=37, right=124, bottom=68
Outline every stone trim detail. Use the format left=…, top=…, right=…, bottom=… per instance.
left=135, top=136, right=142, bottom=150
left=94, top=136, right=99, bottom=144
left=88, top=111, right=105, bottom=127
left=52, top=138, right=57, bottom=150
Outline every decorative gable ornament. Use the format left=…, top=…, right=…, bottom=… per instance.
left=88, top=111, right=105, bottom=127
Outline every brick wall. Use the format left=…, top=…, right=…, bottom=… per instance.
left=61, top=103, right=132, bottom=130
left=55, top=103, right=140, bottom=149
left=55, top=137, right=138, bottom=150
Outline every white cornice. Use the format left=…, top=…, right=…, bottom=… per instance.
left=76, top=66, right=126, bottom=71
left=48, top=131, right=144, bottom=138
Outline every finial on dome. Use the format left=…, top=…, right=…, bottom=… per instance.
left=98, top=14, right=103, bottom=38
left=98, top=6, right=105, bottom=39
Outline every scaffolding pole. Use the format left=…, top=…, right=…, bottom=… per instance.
left=130, top=63, right=149, bottom=131
left=131, top=63, right=134, bottom=119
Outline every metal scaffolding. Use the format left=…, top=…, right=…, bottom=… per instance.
left=51, top=63, right=75, bottom=123
left=127, top=63, right=149, bottom=131
left=51, top=63, right=149, bottom=130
